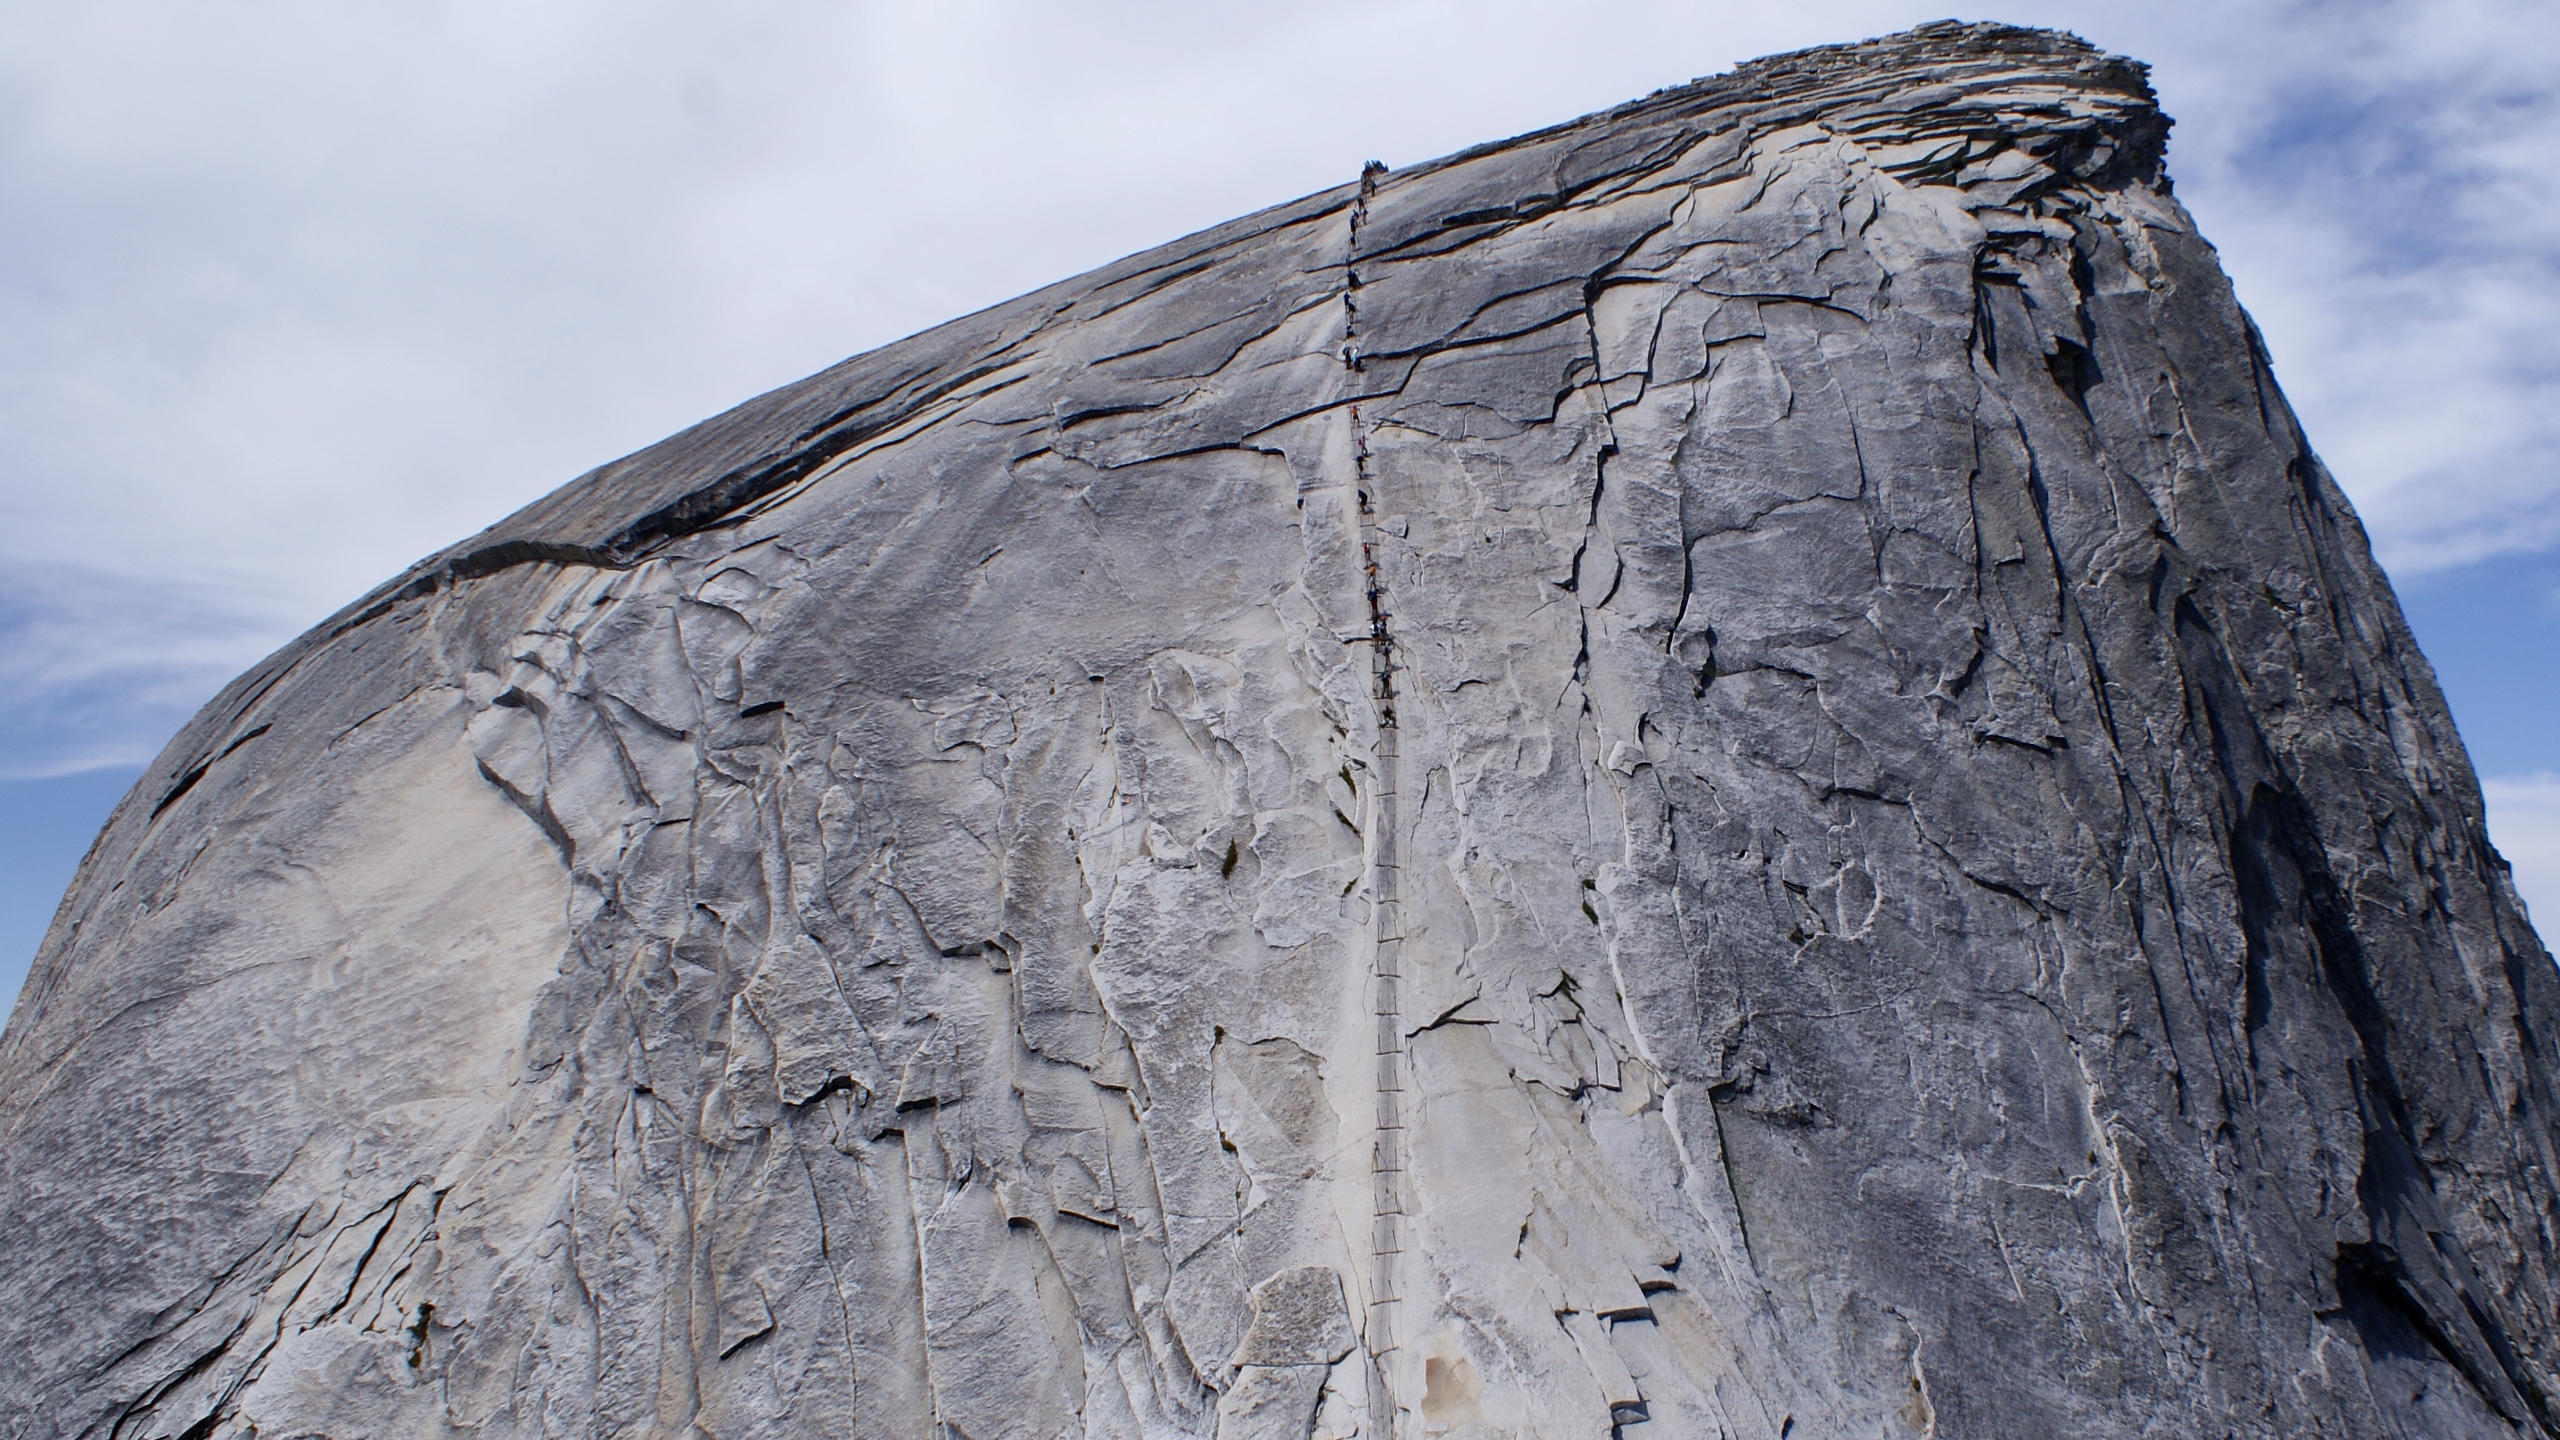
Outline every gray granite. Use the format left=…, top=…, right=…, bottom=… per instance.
left=6, top=20, right=2559, bottom=1438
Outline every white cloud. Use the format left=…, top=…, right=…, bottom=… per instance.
left=2135, top=0, right=2560, bottom=575
left=2485, top=774, right=2560, bottom=947
left=0, top=1, right=2553, bottom=776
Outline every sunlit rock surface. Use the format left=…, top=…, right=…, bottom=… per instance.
left=8, top=21, right=2560, bottom=1438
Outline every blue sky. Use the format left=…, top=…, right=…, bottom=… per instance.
left=5, top=0, right=2556, bottom=1014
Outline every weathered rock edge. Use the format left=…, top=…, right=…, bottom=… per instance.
left=7, top=20, right=2558, bottom=1440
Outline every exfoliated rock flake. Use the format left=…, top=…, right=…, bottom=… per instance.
left=7, top=21, right=2558, bottom=1439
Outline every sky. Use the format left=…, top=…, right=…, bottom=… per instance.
left=3, top=0, right=2556, bottom=1015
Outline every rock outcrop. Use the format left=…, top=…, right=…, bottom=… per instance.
left=7, top=21, right=2559, bottom=1438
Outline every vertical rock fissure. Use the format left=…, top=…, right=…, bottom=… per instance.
left=1343, top=157, right=1409, bottom=1439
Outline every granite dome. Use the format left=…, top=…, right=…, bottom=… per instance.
left=5, top=21, right=2558, bottom=1439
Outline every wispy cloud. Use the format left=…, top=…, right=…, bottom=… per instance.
left=2142, top=0, right=2560, bottom=574
left=2484, top=775, right=2560, bottom=942
left=0, top=562, right=293, bottom=779
left=0, top=0, right=2552, bottom=778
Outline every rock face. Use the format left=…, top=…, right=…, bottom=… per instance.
left=7, top=21, right=2560, bottom=1438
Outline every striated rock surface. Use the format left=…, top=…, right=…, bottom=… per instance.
left=7, top=21, right=2560, bottom=1438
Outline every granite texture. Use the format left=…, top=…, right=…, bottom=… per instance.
left=6, top=21, right=2559, bottom=1438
